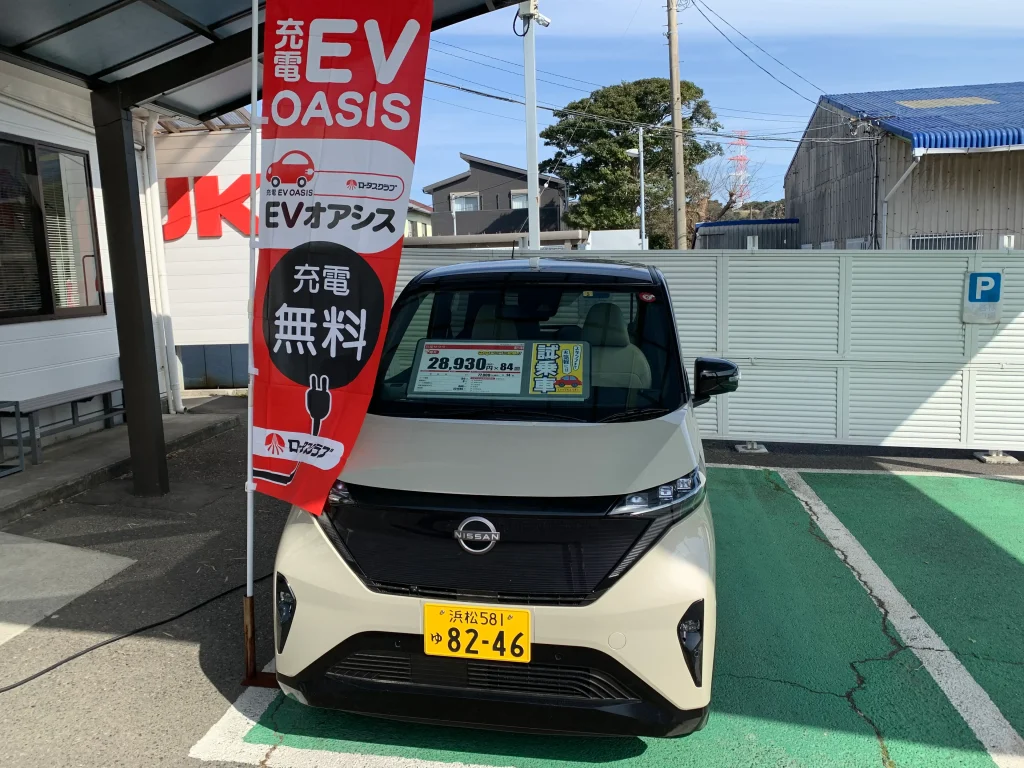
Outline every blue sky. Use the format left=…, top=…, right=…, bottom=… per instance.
left=411, top=0, right=1024, bottom=206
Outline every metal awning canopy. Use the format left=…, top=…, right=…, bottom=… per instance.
left=0, top=0, right=513, bottom=498
left=0, top=0, right=516, bottom=120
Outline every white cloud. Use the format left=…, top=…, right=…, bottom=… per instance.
left=448, top=0, right=1024, bottom=38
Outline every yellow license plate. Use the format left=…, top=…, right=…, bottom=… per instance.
left=423, top=603, right=531, bottom=663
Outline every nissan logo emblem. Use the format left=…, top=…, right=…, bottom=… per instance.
left=453, top=516, right=500, bottom=555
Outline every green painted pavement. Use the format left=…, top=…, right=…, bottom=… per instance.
left=804, top=472, right=1024, bottom=740
left=243, top=468, right=994, bottom=767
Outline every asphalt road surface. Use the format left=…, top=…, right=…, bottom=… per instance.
left=2, top=422, right=1022, bottom=767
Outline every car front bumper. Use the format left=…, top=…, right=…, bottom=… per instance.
left=273, top=500, right=716, bottom=737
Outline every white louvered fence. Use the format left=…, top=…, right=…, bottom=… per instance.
left=398, top=248, right=1024, bottom=451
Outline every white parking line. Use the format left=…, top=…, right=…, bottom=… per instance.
left=189, top=671, right=507, bottom=768
left=778, top=469, right=1024, bottom=768
left=709, top=463, right=1024, bottom=479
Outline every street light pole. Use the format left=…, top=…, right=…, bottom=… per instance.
left=627, top=128, right=646, bottom=250
left=638, top=128, right=646, bottom=250
left=521, top=1, right=542, bottom=251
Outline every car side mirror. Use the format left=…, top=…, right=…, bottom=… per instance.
left=693, top=357, right=740, bottom=407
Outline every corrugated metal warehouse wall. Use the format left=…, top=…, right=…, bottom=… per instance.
left=784, top=105, right=878, bottom=249
left=786, top=105, right=1024, bottom=250
left=881, top=140, right=1024, bottom=250
left=399, top=248, right=1024, bottom=450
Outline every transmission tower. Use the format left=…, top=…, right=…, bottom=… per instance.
left=728, top=130, right=750, bottom=210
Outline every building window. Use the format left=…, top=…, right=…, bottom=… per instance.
left=909, top=233, right=980, bottom=251
left=451, top=194, right=479, bottom=212
left=511, top=192, right=528, bottom=210
left=0, top=136, right=103, bottom=322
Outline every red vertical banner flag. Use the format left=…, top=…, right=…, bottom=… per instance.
left=252, top=0, right=433, bottom=513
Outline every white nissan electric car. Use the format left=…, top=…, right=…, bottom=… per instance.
left=273, top=258, right=739, bottom=737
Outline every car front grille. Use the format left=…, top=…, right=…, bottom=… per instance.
left=323, top=487, right=650, bottom=604
left=327, top=650, right=639, bottom=702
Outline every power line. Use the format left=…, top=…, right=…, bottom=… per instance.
left=424, top=95, right=522, bottom=123
left=425, top=78, right=874, bottom=146
left=686, top=0, right=851, bottom=122
left=426, top=67, right=524, bottom=100
left=716, top=107, right=809, bottom=118
left=687, top=1, right=818, bottom=105
left=542, top=0, right=646, bottom=184
left=432, top=37, right=817, bottom=125
left=431, top=38, right=605, bottom=90
left=430, top=47, right=591, bottom=95
left=693, top=0, right=825, bottom=94
left=716, top=114, right=809, bottom=124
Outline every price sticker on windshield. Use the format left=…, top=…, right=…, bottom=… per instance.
left=411, top=341, right=525, bottom=397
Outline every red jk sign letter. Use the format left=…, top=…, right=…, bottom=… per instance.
left=162, top=177, right=191, bottom=241
left=195, top=174, right=259, bottom=237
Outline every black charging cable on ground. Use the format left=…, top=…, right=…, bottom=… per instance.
left=0, top=572, right=273, bottom=694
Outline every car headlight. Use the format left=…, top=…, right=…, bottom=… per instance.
left=603, top=470, right=706, bottom=581
left=326, top=479, right=355, bottom=506
left=609, top=469, right=705, bottom=517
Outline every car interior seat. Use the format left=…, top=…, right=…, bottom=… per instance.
left=582, top=303, right=652, bottom=389
left=471, top=304, right=519, bottom=340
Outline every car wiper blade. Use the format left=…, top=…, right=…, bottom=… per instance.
left=597, top=407, right=672, bottom=424
left=425, top=406, right=586, bottom=423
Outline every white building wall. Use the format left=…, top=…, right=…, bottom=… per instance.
left=155, top=130, right=254, bottom=348
left=0, top=63, right=120, bottom=405
left=0, top=62, right=167, bottom=445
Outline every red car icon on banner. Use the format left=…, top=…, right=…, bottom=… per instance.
left=554, top=375, right=582, bottom=389
left=267, top=150, right=315, bottom=188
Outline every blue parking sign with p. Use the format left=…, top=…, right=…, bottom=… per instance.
left=968, top=272, right=1001, bottom=303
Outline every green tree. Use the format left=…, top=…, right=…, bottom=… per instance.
left=539, top=78, right=721, bottom=249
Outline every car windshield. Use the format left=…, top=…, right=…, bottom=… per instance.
left=368, top=280, right=686, bottom=423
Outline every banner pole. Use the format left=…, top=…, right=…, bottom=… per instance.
left=243, top=0, right=259, bottom=685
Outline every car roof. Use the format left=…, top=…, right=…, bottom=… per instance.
left=412, top=258, right=656, bottom=287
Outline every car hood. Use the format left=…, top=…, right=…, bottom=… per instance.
left=340, top=408, right=700, bottom=497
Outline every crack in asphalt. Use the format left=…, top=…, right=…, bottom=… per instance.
left=785, top=473, right=903, bottom=768
left=258, top=694, right=287, bottom=768
left=721, top=672, right=845, bottom=699
left=763, top=469, right=791, bottom=496
left=845, top=652, right=902, bottom=768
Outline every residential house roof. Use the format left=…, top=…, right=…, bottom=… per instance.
left=822, top=81, right=1024, bottom=151
left=423, top=153, right=564, bottom=193
left=408, top=199, right=433, bottom=213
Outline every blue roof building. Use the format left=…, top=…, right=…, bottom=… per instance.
left=785, top=82, right=1024, bottom=250
left=823, top=82, right=1024, bottom=152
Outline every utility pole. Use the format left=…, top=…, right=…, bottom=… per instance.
left=520, top=1, right=547, bottom=251
left=449, top=193, right=457, bottom=236
left=667, top=0, right=686, bottom=249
